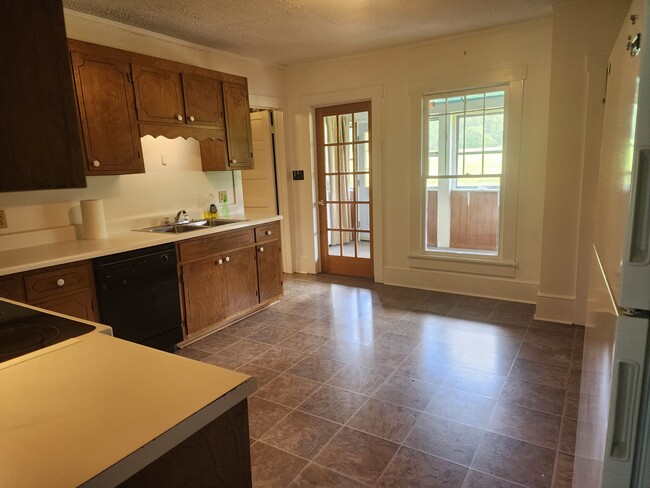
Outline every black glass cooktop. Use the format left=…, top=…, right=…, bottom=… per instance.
left=0, top=301, right=95, bottom=364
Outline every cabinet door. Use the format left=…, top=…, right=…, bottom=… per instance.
left=32, top=290, right=97, bottom=322
left=181, top=259, right=226, bottom=336
left=0, top=0, right=86, bottom=192
left=182, top=74, right=224, bottom=127
left=199, top=132, right=229, bottom=171
left=70, top=51, right=144, bottom=174
left=223, top=82, right=254, bottom=169
left=132, top=65, right=185, bottom=124
left=223, top=247, right=259, bottom=316
left=257, top=241, right=283, bottom=303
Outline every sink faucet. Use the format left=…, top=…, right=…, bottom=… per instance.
left=174, top=210, right=189, bottom=223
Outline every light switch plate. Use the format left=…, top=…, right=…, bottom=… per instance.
left=0, top=210, right=6, bottom=229
left=218, top=191, right=228, bottom=203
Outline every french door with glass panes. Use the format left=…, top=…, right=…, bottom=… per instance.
left=315, top=101, right=372, bottom=278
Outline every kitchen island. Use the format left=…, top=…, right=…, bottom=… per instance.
left=0, top=299, right=256, bottom=488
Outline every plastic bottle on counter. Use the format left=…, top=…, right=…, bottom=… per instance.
left=221, top=193, right=230, bottom=217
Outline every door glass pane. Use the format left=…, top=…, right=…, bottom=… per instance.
left=324, top=116, right=337, bottom=144
left=357, top=204, right=370, bottom=231
left=355, top=175, right=370, bottom=202
left=355, top=143, right=370, bottom=172
left=327, top=203, right=340, bottom=229
left=328, top=231, right=341, bottom=256
left=338, top=114, right=353, bottom=143
left=326, top=175, right=339, bottom=201
left=342, top=232, right=355, bottom=257
left=358, top=232, right=371, bottom=259
left=340, top=174, right=354, bottom=201
left=341, top=203, right=354, bottom=230
left=325, top=146, right=337, bottom=173
left=339, top=146, right=353, bottom=173
left=354, top=112, right=369, bottom=141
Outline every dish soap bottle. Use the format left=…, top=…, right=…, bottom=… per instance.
left=208, top=193, right=218, bottom=218
left=221, top=192, right=230, bottom=217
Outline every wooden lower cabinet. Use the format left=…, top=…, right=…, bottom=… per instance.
left=181, top=258, right=227, bottom=336
left=0, top=276, right=26, bottom=301
left=31, top=290, right=97, bottom=322
left=118, top=399, right=252, bottom=488
left=257, top=241, right=283, bottom=303
left=2, top=261, right=98, bottom=322
left=178, top=223, right=283, bottom=341
left=223, top=247, right=259, bottom=316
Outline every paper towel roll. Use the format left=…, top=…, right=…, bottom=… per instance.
left=80, top=199, right=108, bottom=240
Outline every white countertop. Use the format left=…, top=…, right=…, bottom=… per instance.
left=0, top=305, right=256, bottom=488
left=0, top=214, right=282, bottom=276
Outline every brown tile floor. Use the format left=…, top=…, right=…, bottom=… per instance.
left=179, top=274, right=584, bottom=488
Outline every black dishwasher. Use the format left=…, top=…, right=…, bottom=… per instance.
left=94, top=243, right=183, bottom=351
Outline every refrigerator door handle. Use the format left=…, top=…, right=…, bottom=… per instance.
left=628, top=148, right=650, bottom=265
left=609, top=360, right=640, bottom=460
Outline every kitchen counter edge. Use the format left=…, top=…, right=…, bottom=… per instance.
left=0, top=215, right=283, bottom=277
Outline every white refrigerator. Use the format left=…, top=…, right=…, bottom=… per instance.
left=575, top=0, right=650, bottom=486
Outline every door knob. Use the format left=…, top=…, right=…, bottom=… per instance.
left=318, top=200, right=325, bottom=206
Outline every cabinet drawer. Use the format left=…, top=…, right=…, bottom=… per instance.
left=0, top=276, right=26, bottom=301
left=179, top=228, right=255, bottom=262
left=24, top=262, right=93, bottom=302
left=255, top=222, right=280, bottom=243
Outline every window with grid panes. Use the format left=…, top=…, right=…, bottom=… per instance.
left=424, top=88, right=505, bottom=254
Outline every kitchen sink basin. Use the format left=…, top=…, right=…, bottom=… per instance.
left=135, top=218, right=247, bottom=234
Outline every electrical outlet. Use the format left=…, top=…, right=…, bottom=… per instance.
left=218, top=191, right=228, bottom=203
left=0, top=210, right=6, bottom=229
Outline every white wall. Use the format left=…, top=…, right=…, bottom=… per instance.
left=284, top=19, right=553, bottom=303
left=536, top=0, right=630, bottom=323
left=0, top=11, right=286, bottom=250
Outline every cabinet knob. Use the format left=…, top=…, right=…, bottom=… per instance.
left=189, top=115, right=195, bottom=122
left=93, top=160, right=101, bottom=167
left=175, top=114, right=183, bottom=121
left=225, top=256, right=230, bottom=262
left=217, top=258, right=223, bottom=265
left=230, top=159, right=237, bottom=165
left=56, top=278, right=65, bottom=287
left=265, top=230, right=272, bottom=236
left=259, top=246, right=264, bottom=252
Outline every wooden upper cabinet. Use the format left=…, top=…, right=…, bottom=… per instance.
left=132, top=65, right=185, bottom=124
left=0, top=0, right=86, bottom=192
left=223, top=82, right=254, bottom=169
left=70, top=51, right=144, bottom=175
left=182, top=74, right=224, bottom=127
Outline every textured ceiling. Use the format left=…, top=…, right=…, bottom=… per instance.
left=62, top=0, right=559, bottom=65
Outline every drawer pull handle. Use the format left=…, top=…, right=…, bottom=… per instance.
left=56, top=278, right=65, bottom=287
left=265, top=230, right=272, bottom=236
left=259, top=246, right=264, bottom=252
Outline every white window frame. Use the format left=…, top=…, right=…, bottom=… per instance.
left=408, top=66, right=526, bottom=278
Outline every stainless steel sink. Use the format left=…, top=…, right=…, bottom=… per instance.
left=135, top=218, right=247, bottom=234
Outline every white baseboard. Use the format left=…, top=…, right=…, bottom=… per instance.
left=535, top=293, right=576, bottom=324
left=382, top=266, right=539, bottom=303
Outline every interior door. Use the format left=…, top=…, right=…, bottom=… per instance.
left=315, top=101, right=373, bottom=278
left=242, top=110, right=278, bottom=216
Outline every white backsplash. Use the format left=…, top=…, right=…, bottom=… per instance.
left=0, top=136, right=243, bottom=251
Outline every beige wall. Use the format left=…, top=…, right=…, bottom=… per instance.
left=0, top=11, right=286, bottom=250
left=284, top=19, right=553, bottom=302
left=537, top=0, right=630, bottom=323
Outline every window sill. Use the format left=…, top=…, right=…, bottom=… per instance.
left=407, top=253, right=517, bottom=278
